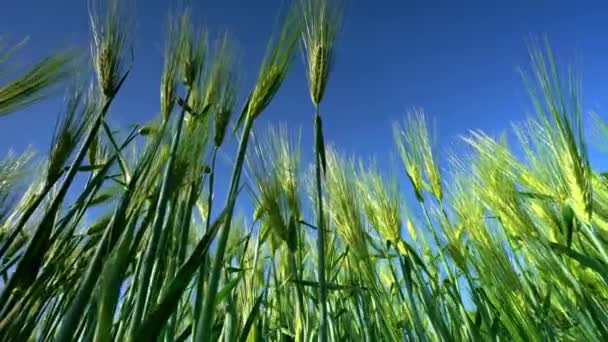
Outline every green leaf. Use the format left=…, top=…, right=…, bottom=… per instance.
left=517, top=191, right=554, bottom=201
left=315, top=114, right=327, bottom=174
left=233, top=93, right=252, bottom=135
left=215, top=273, right=243, bottom=304
left=0, top=50, right=77, bottom=116
left=78, top=164, right=107, bottom=171
left=238, top=292, right=265, bottom=342
left=561, top=204, right=576, bottom=248
left=93, top=218, right=136, bottom=342
left=549, top=242, right=608, bottom=283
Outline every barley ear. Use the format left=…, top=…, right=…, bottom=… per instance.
left=205, top=33, right=237, bottom=148
left=160, top=12, right=181, bottom=121
left=301, top=0, right=344, bottom=106
left=0, top=45, right=76, bottom=116
left=525, top=41, right=592, bottom=224
left=246, top=4, right=302, bottom=120
left=89, top=0, right=132, bottom=98
left=177, top=10, right=207, bottom=90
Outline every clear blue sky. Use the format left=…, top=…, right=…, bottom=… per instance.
left=3, top=0, right=608, bottom=177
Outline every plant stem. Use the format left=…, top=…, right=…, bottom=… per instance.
left=314, top=105, right=328, bottom=342
left=196, top=114, right=254, bottom=341
left=193, top=146, right=218, bottom=339
left=129, top=90, right=192, bottom=337
left=102, top=121, right=131, bottom=183
left=289, top=250, right=307, bottom=340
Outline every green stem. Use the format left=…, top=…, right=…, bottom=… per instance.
left=196, top=114, right=255, bottom=341
left=193, top=147, right=218, bottom=339
left=223, top=267, right=237, bottom=342
left=314, top=105, right=328, bottom=342
left=148, top=196, right=177, bottom=308
left=178, top=181, right=200, bottom=265
left=131, top=208, right=229, bottom=341
left=102, top=121, right=131, bottom=183
left=437, top=201, right=465, bottom=297
left=397, top=254, right=427, bottom=342
left=289, top=251, right=307, bottom=340
left=129, top=90, right=192, bottom=337
left=420, top=202, right=457, bottom=287
left=385, top=245, right=405, bottom=301
left=204, top=148, right=219, bottom=238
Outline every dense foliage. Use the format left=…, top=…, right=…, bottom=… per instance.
left=1, top=1, right=607, bottom=341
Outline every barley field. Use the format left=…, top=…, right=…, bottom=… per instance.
left=1, top=0, right=607, bottom=341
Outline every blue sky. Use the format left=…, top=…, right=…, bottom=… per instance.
left=3, top=0, right=608, bottom=183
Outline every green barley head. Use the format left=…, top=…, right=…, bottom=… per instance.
left=48, top=85, right=98, bottom=183
left=445, top=224, right=468, bottom=271
left=301, top=0, right=343, bottom=105
left=160, top=12, right=182, bottom=120
left=524, top=42, right=592, bottom=224
left=448, top=171, right=485, bottom=240
left=0, top=41, right=76, bottom=117
left=357, top=163, right=401, bottom=244
left=0, top=150, right=35, bottom=211
left=394, top=110, right=442, bottom=202
left=248, top=125, right=302, bottom=252
left=176, top=11, right=207, bottom=90
left=89, top=0, right=131, bottom=98
left=394, top=125, right=423, bottom=201
left=512, top=119, right=563, bottom=199
left=405, top=219, right=418, bottom=244
left=174, top=113, right=210, bottom=189
left=204, top=33, right=237, bottom=147
left=160, top=9, right=207, bottom=119
left=275, top=127, right=302, bottom=219
left=465, top=132, right=538, bottom=240
left=247, top=4, right=302, bottom=119
left=325, top=148, right=369, bottom=261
